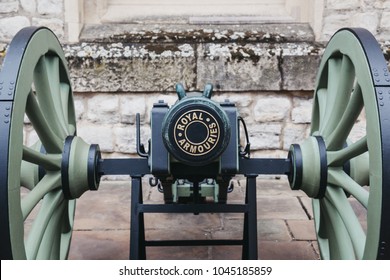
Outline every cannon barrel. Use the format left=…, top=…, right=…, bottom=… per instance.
left=161, top=84, right=231, bottom=166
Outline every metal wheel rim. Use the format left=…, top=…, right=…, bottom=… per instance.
left=0, top=27, right=76, bottom=259
left=311, top=28, right=389, bottom=259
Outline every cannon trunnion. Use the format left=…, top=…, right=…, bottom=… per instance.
left=1, top=27, right=390, bottom=260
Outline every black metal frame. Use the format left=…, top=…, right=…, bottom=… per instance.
left=98, top=157, right=290, bottom=260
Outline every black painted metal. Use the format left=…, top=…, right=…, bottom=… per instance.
left=238, top=158, right=291, bottom=175
left=220, top=101, right=239, bottom=174
left=87, top=144, right=101, bottom=191
left=242, top=175, right=258, bottom=260
left=128, top=175, right=259, bottom=260
left=61, top=136, right=74, bottom=200
left=314, top=136, right=327, bottom=199
left=0, top=26, right=46, bottom=260
left=345, top=28, right=390, bottom=260
left=150, top=101, right=170, bottom=175
left=288, top=144, right=302, bottom=190
left=0, top=102, right=12, bottom=259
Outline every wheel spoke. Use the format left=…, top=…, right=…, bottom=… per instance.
left=320, top=57, right=342, bottom=136
left=34, top=56, right=67, bottom=138
left=26, top=91, right=63, bottom=153
left=322, top=198, right=356, bottom=259
left=328, top=168, right=369, bottom=208
left=21, top=172, right=61, bottom=220
left=322, top=55, right=355, bottom=137
left=327, top=82, right=363, bottom=150
left=25, top=190, right=64, bottom=259
left=326, top=187, right=366, bottom=259
left=315, top=88, right=327, bottom=132
left=328, top=136, right=368, bottom=167
left=60, top=83, right=70, bottom=131
left=22, top=145, right=61, bottom=171
left=36, top=200, right=65, bottom=259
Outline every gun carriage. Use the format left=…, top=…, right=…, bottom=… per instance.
left=0, top=26, right=389, bottom=260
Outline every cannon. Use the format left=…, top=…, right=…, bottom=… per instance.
left=0, top=26, right=389, bottom=260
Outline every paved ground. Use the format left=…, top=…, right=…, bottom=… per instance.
left=68, top=176, right=320, bottom=260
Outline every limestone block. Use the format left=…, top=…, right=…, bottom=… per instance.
left=0, top=16, right=30, bottom=41
left=380, top=12, right=390, bottom=30
left=67, top=43, right=197, bottom=92
left=282, top=55, right=320, bottom=91
left=37, top=0, right=62, bottom=15
left=20, top=0, right=36, bottom=13
left=76, top=124, right=115, bottom=152
left=326, top=0, right=359, bottom=10
left=247, top=123, right=282, bottom=150
left=87, top=94, right=120, bottom=124
left=120, top=95, right=147, bottom=124
left=282, top=123, right=310, bottom=150
left=254, top=96, right=291, bottom=123
left=291, top=98, right=313, bottom=124
left=32, top=17, right=64, bottom=38
left=73, top=95, right=86, bottom=120
left=350, top=12, right=379, bottom=35
left=197, top=43, right=281, bottom=91
left=114, top=125, right=150, bottom=154
left=322, top=14, right=350, bottom=41
left=0, top=1, right=18, bottom=13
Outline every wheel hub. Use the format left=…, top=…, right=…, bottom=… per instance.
left=61, top=136, right=101, bottom=199
left=288, top=136, right=328, bottom=198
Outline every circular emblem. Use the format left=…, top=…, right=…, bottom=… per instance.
left=173, top=109, right=220, bottom=156
left=162, top=98, right=231, bottom=166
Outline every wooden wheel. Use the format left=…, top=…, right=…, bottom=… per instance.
left=0, top=27, right=99, bottom=259
left=288, top=28, right=390, bottom=259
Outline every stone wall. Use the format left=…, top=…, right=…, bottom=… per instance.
left=0, top=0, right=64, bottom=42
left=1, top=0, right=390, bottom=161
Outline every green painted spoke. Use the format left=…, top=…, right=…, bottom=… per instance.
left=22, top=146, right=61, bottom=171
left=26, top=91, right=63, bottom=153
left=325, top=187, right=365, bottom=259
left=25, top=190, right=64, bottom=259
left=60, top=83, right=70, bottom=132
left=36, top=200, right=65, bottom=259
left=322, top=55, right=355, bottom=137
left=320, top=58, right=342, bottom=135
left=322, top=198, right=356, bottom=259
left=328, top=136, right=368, bottom=167
left=316, top=88, right=327, bottom=131
left=21, top=172, right=61, bottom=220
left=34, top=56, right=67, bottom=138
left=327, top=82, right=363, bottom=150
left=328, top=168, right=369, bottom=208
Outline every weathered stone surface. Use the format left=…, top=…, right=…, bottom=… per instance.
left=197, top=43, right=281, bottom=91
left=247, top=123, right=282, bottom=150
left=66, top=43, right=197, bottom=92
left=37, top=0, right=62, bottom=15
left=257, top=196, right=308, bottom=220
left=253, top=95, right=291, bottom=123
left=32, top=17, right=64, bottom=38
left=80, top=23, right=315, bottom=44
left=0, top=1, right=18, bottom=13
left=20, top=0, right=36, bottom=13
left=259, top=241, right=319, bottom=260
left=282, top=55, right=320, bottom=90
left=87, top=94, right=120, bottom=124
left=282, top=123, right=310, bottom=150
left=291, top=97, right=313, bottom=124
left=287, top=220, right=317, bottom=241
left=0, top=16, right=30, bottom=41
left=77, top=123, right=115, bottom=152
left=120, top=95, right=147, bottom=124
left=327, top=0, right=360, bottom=10
left=114, top=125, right=149, bottom=154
